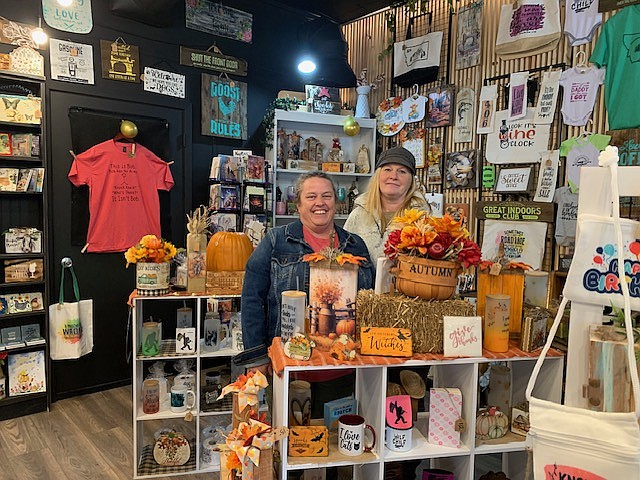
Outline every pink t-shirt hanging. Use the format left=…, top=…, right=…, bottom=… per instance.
left=68, top=139, right=174, bottom=253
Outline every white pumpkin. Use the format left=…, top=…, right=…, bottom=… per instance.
left=475, top=407, right=509, bottom=440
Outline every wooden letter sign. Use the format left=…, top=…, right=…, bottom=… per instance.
left=288, top=426, right=329, bottom=457
left=360, top=327, right=412, bottom=357
left=201, top=73, right=247, bottom=140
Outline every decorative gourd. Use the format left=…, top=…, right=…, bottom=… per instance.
left=206, top=232, right=253, bottom=272
left=475, top=407, right=509, bottom=440
left=336, top=319, right=356, bottom=336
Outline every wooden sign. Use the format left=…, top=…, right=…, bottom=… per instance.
left=494, top=166, right=533, bottom=194
left=143, top=67, right=186, bottom=99
left=399, top=126, right=426, bottom=168
left=4, top=259, right=43, bottom=283
left=475, top=201, right=554, bottom=222
left=0, top=17, right=38, bottom=49
left=609, top=129, right=640, bottom=166
left=180, top=46, right=247, bottom=76
left=201, top=73, right=247, bottom=140
left=443, top=316, right=482, bottom=357
left=42, top=0, right=93, bottom=34
left=288, top=426, right=329, bottom=457
left=305, top=85, right=341, bottom=115
left=100, top=39, right=140, bottom=83
left=360, top=327, right=412, bottom=357
left=186, top=1, right=253, bottom=43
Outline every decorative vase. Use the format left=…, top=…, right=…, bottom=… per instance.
left=136, top=262, right=170, bottom=296
left=355, top=85, right=372, bottom=118
left=395, top=255, right=460, bottom=300
left=317, top=302, right=336, bottom=336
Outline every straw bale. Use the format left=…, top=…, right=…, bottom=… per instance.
left=356, top=289, right=474, bottom=353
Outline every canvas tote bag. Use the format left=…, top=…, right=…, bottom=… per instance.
left=393, top=15, right=443, bottom=88
left=495, top=0, right=561, bottom=61
left=49, top=264, right=94, bottom=360
left=526, top=150, right=640, bottom=479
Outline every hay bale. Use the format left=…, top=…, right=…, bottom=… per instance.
left=356, top=289, right=475, bottom=354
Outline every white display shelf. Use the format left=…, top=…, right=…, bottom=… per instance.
left=272, top=343, right=564, bottom=480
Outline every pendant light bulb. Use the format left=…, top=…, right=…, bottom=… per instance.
left=31, top=18, right=47, bottom=45
left=57, top=0, right=74, bottom=6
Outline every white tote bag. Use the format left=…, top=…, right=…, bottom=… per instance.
left=49, top=265, right=94, bottom=360
left=526, top=151, right=640, bottom=479
left=393, top=16, right=442, bottom=88
left=495, top=0, right=561, bottom=60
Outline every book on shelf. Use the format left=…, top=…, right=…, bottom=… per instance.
left=210, top=212, right=237, bottom=233
left=21, top=324, right=44, bottom=345
left=3, top=258, right=44, bottom=283
left=243, top=185, right=265, bottom=213
left=0, top=167, right=18, bottom=191
left=209, top=184, right=239, bottom=210
left=210, top=155, right=240, bottom=182
left=243, top=214, right=267, bottom=247
left=245, top=155, right=265, bottom=182
left=31, top=135, right=40, bottom=157
left=8, top=350, right=46, bottom=396
left=0, top=132, right=11, bottom=155
left=34, top=167, right=44, bottom=192
left=16, top=168, right=33, bottom=192
left=0, top=296, right=8, bottom=315
left=1, top=325, right=22, bottom=344
left=11, top=133, right=32, bottom=157
left=8, top=293, right=32, bottom=314
left=26, top=168, right=38, bottom=192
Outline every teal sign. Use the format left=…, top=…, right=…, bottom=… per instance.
left=43, top=0, right=93, bottom=34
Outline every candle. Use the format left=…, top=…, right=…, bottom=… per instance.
left=524, top=270, right=549, bottom=308
left=484, top=294, right=510, bottom=352
left=281, top=290, right=307, bottom=341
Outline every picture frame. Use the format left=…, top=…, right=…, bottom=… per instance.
left=426, top=85, right=454, bottom=128
left=0, top=133, right=11, bottom=155
left=445, top=150, right=478, bottom=189
left=495, top=166, right=533, bottom=194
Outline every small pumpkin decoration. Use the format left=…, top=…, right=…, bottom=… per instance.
left=206, top=232, right=254, bottom=272
left=475, top=407, right=509, bottom=440
left=336, top=319, right=356, bottom=335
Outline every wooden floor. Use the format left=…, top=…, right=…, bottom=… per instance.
left=0, top=386, right=215, bottom=480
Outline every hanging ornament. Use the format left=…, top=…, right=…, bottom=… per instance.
left=343, top=116, right=360, bottom=136
left=120, top=119, right=138, bottom=139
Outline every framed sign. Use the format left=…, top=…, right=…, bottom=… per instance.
left=179, top=46, right=247, bottom=76
left=49, top=39, right=94, bottom=84
left=43, top=0, right=93, bottom=34
left=426, top=85, right=454, bottom=127
left=443, top=316, right=482, bottom=357
left=445, top=150, right=478, bottom=189
left=99, top=39, right=139, bottom=83
left=485, top=109, right=551, bottom=164
left=186, top=0, right=252, bottom=43
left=143, top=67, right=186, bottom=99
left=201, top=73, right=247, bottom=140
left=495, top=166, right=533, bottom=194
left=360, top=327, right=412, bottom=357
left=399, top=126, right=426, bottom=168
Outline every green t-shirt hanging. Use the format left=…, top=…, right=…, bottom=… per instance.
left=590, top=5, right=640, bottom=130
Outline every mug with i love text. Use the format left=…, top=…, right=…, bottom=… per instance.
left=338, top=414, right=376, bottom=456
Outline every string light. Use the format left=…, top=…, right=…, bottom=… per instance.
left=31, top=18, right=47, bottom=45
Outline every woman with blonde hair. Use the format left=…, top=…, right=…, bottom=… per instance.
left=344, top=146, right=428, bottom=261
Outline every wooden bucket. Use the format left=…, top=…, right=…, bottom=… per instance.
left=395, top=255, right=460, bottom=300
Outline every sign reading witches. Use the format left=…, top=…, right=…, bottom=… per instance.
left=201, top=73, right=247, bottom=140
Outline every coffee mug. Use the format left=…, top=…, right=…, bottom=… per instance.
left=289, top=380, right=311, bottom=426
left=338, top=414, right=376, bottom=456
left=385, top=426, right=412, bottom=452
left=170, top=385, right=196, bottom=413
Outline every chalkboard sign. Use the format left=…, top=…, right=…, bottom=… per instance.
left=201, top=73, right=247, bottom=140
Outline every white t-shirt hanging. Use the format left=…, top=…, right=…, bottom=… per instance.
left=533, top=70, right=561, bottom=124
left=533, top=150, right=559, bottom=202
left=477, top=84, right=498, bottom=134
left=508, top=71, right=529, bottom=121
left=454, top=87, right=475, bottom=143
left=402, top=95, right=426, bottom=123
left=553, top=186, right=578, bottom=247
left=559, top=133, right=610, bottom=192
left=559, top=66, right=605, bottom=127
left=564, top=0, right=602, bottom=47
left=485, top=108, right=551, bottom=164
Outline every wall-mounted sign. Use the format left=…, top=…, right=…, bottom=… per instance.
left=482, top=165, right=495, bottom=188
left=494, top=166, right=533, bottom=194
left=201, top=73, right=247, bottom=140
left=306, top=85, right=341, bottom=115
left=599, top=0, right=640, bottom=12
left=609, top=129, right=640, bottom=166
left=454, top=87, right=475, bottom=143
left=100, top=39, right=139, bottom=83
left=486, top=109, right=551, bottom=164
left=42, top=0, right=93, bottom=34
left=186, top=0, right=252, bottom=43
left=143, top=67, right=185, bottom=99
left=533, top=150, right=559, bottom=202
left=443, top=316, right=482, bottom=357
left=0, top=18, right=38, bottom=49
left=475, top=201, right=554, bottom=222
left=360, top=327, right=412, bottom=357
left=179, top=46, right=247, bottom=76
left=399, top=126, right=426, bottom=168
left=445, top=149, right=479, bottom=189
left=50, top=39, right=94, bottom=84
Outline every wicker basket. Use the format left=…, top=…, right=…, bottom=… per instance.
left=395, top=255, right=460, bottom=300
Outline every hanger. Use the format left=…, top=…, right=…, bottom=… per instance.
left=575, top=51, right=588, bottom=73
left=581, top=119, right=594, bottom=138
left=411, top=84, right=420, bottom=99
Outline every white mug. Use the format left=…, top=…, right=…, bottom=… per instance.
left=170, top=385, right=196, bottom=413
left=385, top=426, right=413, bottom=452
left=338, top=414, right=376, bottom=456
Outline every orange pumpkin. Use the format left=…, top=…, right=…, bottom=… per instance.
left=206, top=232, right=254, bottom=272
left=336, top=319, right=356, bottom=336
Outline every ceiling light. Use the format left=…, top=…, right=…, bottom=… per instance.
left=298, top=59, right=316, bottom=74
left=57, top=0, right=73, bottom=6
left=31, top=18, right=47, bottom=45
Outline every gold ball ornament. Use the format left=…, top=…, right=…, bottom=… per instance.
left=343, top=116, right=360, bottom=136
left=120, top=120, right=138, bottom=139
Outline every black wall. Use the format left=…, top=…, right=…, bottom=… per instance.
left=4, top=0, right=313, bottom=399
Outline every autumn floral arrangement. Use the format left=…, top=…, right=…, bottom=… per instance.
left=302, top=246, right=367, bottom=268
left=124, top=234, right=178, bottom=267
left=384, top=209, right=482, bottom=268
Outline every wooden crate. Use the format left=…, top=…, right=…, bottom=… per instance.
left=206, top=270, right=245, bottom=295
left=477, top=271, right=524, bottom=334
